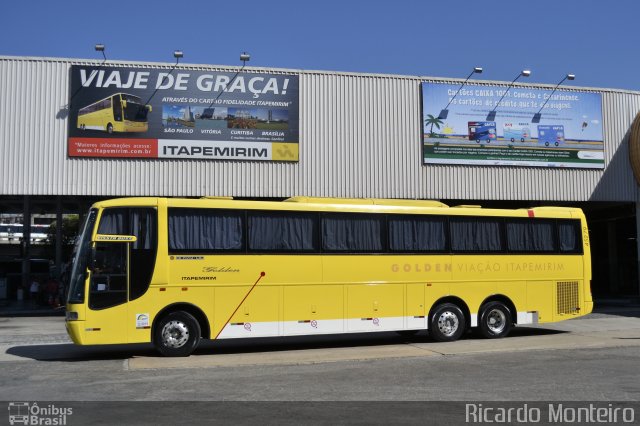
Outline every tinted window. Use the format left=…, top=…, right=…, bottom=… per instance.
left=96, top=207, right=157, bottom=301
left=506, top=219, right=556, bottom=252
left=450, top=217, right=503, bottom=252
left=322, top=213, right=384, bottom=252
left=89, top=242, right=128, bottom=309
left=168, top=208, right=243, bottom=251
left=98, top=208, right=127, bottom=234
left=248, top=211, right=318, bottom=251
left=558, top=220, right=582, bottom=253
left=388, top=215, right=447, bottom=252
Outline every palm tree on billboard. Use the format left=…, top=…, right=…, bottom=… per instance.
left=424, top=114, right=443, bottom=137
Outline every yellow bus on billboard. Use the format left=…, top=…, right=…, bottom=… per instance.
left=77, top=93, right=152, bottom=133
left=65, top=197, right=592, bottom=356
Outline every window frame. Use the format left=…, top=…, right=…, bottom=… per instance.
left=246, top=210, right=320, bottom=253
left=449, top=216, right=506, bottom=254
left=168, top=207, right=246, bottom=254
left=319, top=212, right=388, bottom=254
left=387, top=214, right=450, bottom=254
left=505, top=217, right=558, bottom=254
left=165, top=207, right=584, bottom=256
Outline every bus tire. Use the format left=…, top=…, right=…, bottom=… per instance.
left=154, top=311, right=201, bottom=357
left=429, top=303, right=466, bottom=342
left=106, top=123, right=113, bottom=134
left=478, top=302, right=512, bottom=339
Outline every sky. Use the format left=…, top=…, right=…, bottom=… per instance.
left=2, top=0, right=640, bottom=91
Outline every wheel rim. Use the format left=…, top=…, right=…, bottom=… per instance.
left=161, top=320, right=190, bottom=348
left=437, top=311, right=459, bottom=337
left=486, top=309, right=506, bottom=334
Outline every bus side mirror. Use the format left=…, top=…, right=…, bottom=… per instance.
left=122, top=100, right=127, bottom=109
left=146, top=105, right=153, bottom=112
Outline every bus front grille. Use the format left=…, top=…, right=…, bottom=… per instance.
left=557, top=281, right=580, bottom=315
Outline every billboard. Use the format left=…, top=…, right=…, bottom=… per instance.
left=422, top=82, right=604, bottom=168
left=68, top=65, right=299, bottom=162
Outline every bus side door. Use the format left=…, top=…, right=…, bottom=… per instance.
left=83, top=241, right=129, bottom=344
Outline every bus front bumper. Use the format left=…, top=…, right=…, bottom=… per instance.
left=65, top=320, right=86, bottom=345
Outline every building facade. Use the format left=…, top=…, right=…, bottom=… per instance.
left=1, top=55, right=640, bottom=301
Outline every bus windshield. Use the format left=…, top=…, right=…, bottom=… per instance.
left=123, top=102, right=149, bottom=122
left=67, top=209, right=97, bottom=304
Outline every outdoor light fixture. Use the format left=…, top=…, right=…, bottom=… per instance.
left=486, top=69, right=531, bottom=121
left=143, top=50, right=185, bottom=107
left=68, top=44, right=107, bottom=108
left=94, top=44, right=106, bottom=61
left=205, top=52, right=252, bottom=109
left=173, top=50, right=183, bottom=64
left=437, top=67, right=483, bottom=120
left=532, top=73, right=576, bottom=123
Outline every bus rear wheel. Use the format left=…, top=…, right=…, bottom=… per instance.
left=106, top=123, right=113, bottom=134
left=429, top=303, right=466, bottom=342
left=478, top=302, right=512, bottom=339
left=154, top=311, right=201, bottom=357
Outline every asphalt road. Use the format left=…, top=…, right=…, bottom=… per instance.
left=1, top=309, right=639, bottom=424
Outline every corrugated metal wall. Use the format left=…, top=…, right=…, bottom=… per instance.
left=2, top=56, right=640, bottom=202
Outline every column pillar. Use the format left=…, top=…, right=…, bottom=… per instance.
left=55, top=196, right=63, bottom=279
left=21, top=196, right=31, bottom=292
left=636, top=202, right=640, bottom=296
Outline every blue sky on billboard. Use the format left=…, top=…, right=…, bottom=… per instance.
left=2, top=0, right=639, bottom=91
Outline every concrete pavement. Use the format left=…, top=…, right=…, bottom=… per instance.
left=2, top=308, right=640, bottom=368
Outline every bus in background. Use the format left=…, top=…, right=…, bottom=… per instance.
left=65, top=197, right=592, bottom=357
left=77, top=93, right=152, bottom=134
left=0, top=224, right=50, bottom=244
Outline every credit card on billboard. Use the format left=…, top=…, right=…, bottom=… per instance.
left=537, top=125, right=565, bottom=146
left=503, top=122, right=531, bottom=142
left=468, top=121, right=497, bottom=143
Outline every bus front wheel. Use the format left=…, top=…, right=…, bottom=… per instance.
left=154, top=311, right=201, bottom=357
left=106, top=123, right=113, bottom=134
left=478, top=302, right=512, bottom=339
left=429, top=303, right=466, bottom=342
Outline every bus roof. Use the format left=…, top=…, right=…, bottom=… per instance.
left=93, top=197, right=584, bottom=219
left=284, top=196, right=449, bottom=208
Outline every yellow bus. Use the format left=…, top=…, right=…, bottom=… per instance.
left=65, top=197, right=593, bottom=357
left=77, top=93, right=152, bottom=133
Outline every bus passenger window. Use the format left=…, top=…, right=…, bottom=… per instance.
left=168, top=209, right=243, bottom=252
left=248, top=212, right=318, bottom=252
left=388, top=216, right=447, bottom=252
left=558, top=220, right=582, bottom=253
left=506, top=219, right=556, bottom=252
left=322, top=213, right=384, bottom=252
left=450, top=217, right=503, bottom=252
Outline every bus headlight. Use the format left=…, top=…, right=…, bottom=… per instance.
left=66, top=311, right=78, bottom=321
